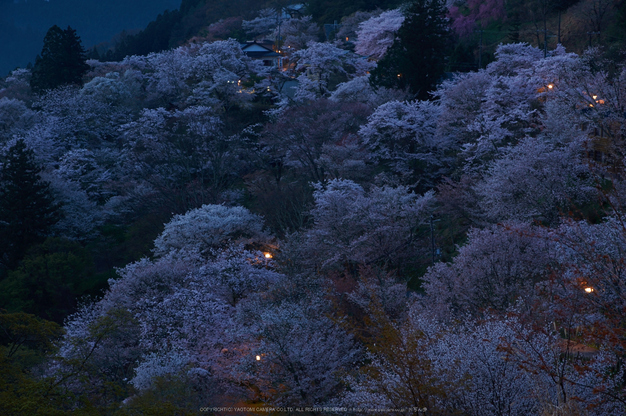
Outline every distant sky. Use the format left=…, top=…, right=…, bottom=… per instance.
left=0, top=0, right=181, bottom=76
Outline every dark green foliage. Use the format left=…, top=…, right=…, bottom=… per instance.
left=0, top=238, right=94, bottom=323
left=370, top=0, right=452, bottom=101
left=108, top=10, right=182, bottom=60
left=29, top=25, right=89, bottom=93
left=171, top=0, right=261, bottom=46
left=0, top=139, right=61, bottom=270
left=0, top=311, right=63, bottom=361
left=115, top=375, right=206, bottom=416
left=307, top=0, right=403, bottom=23
left=552, top=0, right=580, bottom=13
left=448, top=39, right=478, bottom=72
left=0, top=312, right=67, bottom=416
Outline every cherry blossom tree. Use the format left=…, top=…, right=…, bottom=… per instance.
left=473, top=135, right=595, bottom=224
left=291, top=42, right=374, bottom=100
left=433, top=70, right=492, bottom=147
left=276, top=16, right=319, bottom=51
left=358, top=99, right=453, bottom=189
left=120, top=105, right=253, bottom=213
left=431, top=315, right=539, bottom=415
left=80, top=69, right=145, bottom=111
left=153, top=204, right=267, bottom=258
left=531, top=217, right=626, bottom=410
left=113, top=39, right=268, bottom=110
left=56, top=148, right=115, bottom=204
left=330, top=75, right=409, bottom=106
left=0, top=97, right=36, bottom=137
left=54, top=231, right=283, bottom=407
left=335, top=10, right=379, bottom=47
left=435, top=43, right=589, bottom=171
left=354, top=8, right=405, bottom=60
left=44, top=171, right=105, bottom=239
left=422, top=223, right=552, bottom=320
left=233, top=295, right=361, bottom=406
left=242, top=8, right=279, bottom=40
left=303, top=179, right=434, bottom=272
left=29, top=86, right=128, bottom=155
left=0, top=68, right=33, bottom=102
left=261, top=99, right=371, bottom=183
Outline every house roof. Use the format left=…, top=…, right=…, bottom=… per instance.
left=240, top=42, right=281, bottom=59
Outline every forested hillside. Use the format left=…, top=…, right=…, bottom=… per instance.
left=2, top=0, right=626, bottom=414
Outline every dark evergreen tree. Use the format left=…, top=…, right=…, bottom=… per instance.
left=29, top=25, right=89, bottom=92
left=370, top=0, right=451, bottom=100
left=0, top=139, right=61, bottom=270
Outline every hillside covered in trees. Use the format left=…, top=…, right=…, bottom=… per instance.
left=2, top=0, right=626, bottom=414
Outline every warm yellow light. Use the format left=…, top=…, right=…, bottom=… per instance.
left=592, top=95, right=598, bottom=100
left=589, top=104, right=594, bottom=107
left=264, top=252, right=272, bottom=259
left=346, top=37, right=349, bottom=41
left=584, top=287, right=594, bottom=293
left=256, top=355, right=261, bottom=361
left=397, top=74, right=401, bottom=77
left=598, top=99, right=605, bottom=104
left=548, top=84, right=553, bottom=89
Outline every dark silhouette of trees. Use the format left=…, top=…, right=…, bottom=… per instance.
left=30, top=25, right=89, bottom=92
left=306, top=0, right=403, bottom=23
left=107, top=10, right=182, bottom=60
left=0, top=238, right=93, bottom=323
left=370, top=0, right=451, bottom=100
left=0, top=139, right=61, bottom=270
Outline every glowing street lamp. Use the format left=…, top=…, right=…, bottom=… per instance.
left=584, top=287, right=594, bottom=293
left=264, top=252, right=272, bottom=259
left=256, top=355, right=261, bottom=361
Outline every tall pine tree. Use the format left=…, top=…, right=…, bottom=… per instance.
left=0, top=140, right=61, bottom=270
left=370, top=0, right=451, bottom=100
left=30, top=25, right=89, bottom=93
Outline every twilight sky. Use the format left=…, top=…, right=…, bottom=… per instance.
left=0, top=0, right=180, bottom=76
